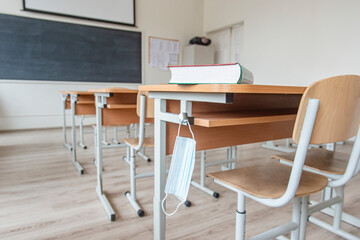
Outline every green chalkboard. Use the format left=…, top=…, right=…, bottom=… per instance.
left=0, top=13, right=141, bottom=83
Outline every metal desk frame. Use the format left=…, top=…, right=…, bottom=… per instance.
left=143, top=84, right=306, bottom=240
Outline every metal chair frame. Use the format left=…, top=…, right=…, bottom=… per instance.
left=213, top=98, right=321, bottom=240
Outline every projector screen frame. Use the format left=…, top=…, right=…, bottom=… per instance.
left=22, top=0, right=136, bottom=26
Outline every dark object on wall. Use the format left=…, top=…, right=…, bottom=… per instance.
left=189, top=37, right=211, bottom=46
left=0, top=13, right=141, bottom=83
left=23, top=0, right=136, bottom=26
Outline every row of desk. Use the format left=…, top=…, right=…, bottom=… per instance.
left=61, top=84, right=306, bottom=240
left=60, top=91, right=96, bottom=174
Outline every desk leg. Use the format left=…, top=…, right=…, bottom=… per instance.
left=154, top=98, right=166, bottom=240
left=70, top=94, right=84, bottom=175
left=78, top=115, right=87, bottom=149
left=95, top=94, right=116, bottom=221
left=112, top=126, right=121, bottom=144
left=61, top=94, right=72, bottom=151
left=232, top=146, right=237, bottom=169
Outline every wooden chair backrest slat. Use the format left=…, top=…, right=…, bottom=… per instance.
left=293, top=75, right=360, bottom=144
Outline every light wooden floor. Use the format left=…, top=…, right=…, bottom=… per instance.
left=0, top=127, right=359, bottom=240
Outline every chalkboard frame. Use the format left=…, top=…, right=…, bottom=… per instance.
left=22, top=0, right=136, bottom=27
left=0, top=13, right=142, bottom=83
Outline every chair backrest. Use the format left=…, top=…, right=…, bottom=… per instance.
left=136, top=91, right=154, bottom=119
left=293, top=75, right=360, bottom=145
left=259, top=75, right=360, bottom=207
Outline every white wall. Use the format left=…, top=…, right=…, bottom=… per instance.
left=0, top=0, right=204, bottom=130
left=204, top=0, right=360, bottom=86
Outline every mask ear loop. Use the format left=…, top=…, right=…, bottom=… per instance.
left=177, top=120, right=195, bottom=140
left=161, top=193, right=185, bottom=216
left=187, top=121, right=195, bottom=140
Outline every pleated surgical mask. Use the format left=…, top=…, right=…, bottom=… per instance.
left=161, top=121, right=196, bottom=216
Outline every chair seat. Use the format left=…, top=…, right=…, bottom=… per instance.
left=272, top=148, right=349, bottom=175
left=207, top=162, right=328, bottom=199
left=123, top=137, right=154, bottom=147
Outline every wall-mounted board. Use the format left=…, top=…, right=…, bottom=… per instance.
left=148, top=36, right=179, bottom=71
left=0, top=13, right=141, bottom=83
left=23, top=0, right=135, bottom=26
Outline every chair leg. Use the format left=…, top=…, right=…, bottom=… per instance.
left=123, top=145, right=130, bottom=165
left=317, top=186, right=360, bottom=228
left=137, top=150, right=151, bottom=162
left=308, top=186, right=360, bottom=240
left=291, top=197, right=301, bottom=240
left=126, top=125, right=130, bottom=138
left=333, top=186, right=344, bottom=230
left=125, top=147, right=144, bottom=217
left=190, top=150, right=220, bottom=198
left=136, top=124, right=152, bottom=162
left=236, top=193, right=246, bottom=240
left=227, top=147, right=233, bottom=169
left=222, top=146, right=237, bottom=171
left=299, top=195, right=309, bottom=240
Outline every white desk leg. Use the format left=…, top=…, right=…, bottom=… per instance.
left=78, top=115, right=87, bottom=149
left=61, top=94, right=72, bottom=151
left=112, top=126, right=121, bottom=144
left=232, top=146, right=237, bottom=169
left=70, top=94, right=84, bottom=175
left=154, top=98, right=166, bottom=240
left=95, top=93, right=115, bottom=221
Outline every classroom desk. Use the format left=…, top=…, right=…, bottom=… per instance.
left=67, top=91, right=96, bottom=174
left=88, top=87, right=139, bottom=221
left=137, top=84, right=306, bottom=240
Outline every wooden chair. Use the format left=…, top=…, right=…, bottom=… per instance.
left=206, top=76, right=357, bottom=239
left=272, top=75, right=360, bottom=240
left=122, top=91, right=155, bottom=217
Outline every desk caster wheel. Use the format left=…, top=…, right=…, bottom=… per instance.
left=184, top=200, right=191, bottom=207
left=147, top=158, right=151, bottom=163
left=213, top=192, right=220, bottom=198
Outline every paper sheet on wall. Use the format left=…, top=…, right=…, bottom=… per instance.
left=149, top=37, right=179, bottom=70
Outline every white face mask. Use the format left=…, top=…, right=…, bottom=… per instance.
left=161, top=122, right=196, bottom=216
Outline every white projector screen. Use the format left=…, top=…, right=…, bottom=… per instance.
left=23, top=0, right=135, bottom=26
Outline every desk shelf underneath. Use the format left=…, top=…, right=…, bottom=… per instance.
left=194, top=109, right=297, bottom=127
left=76, top=101, right=95, bottom=105
left=106, top=104, right=137, bottom=109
